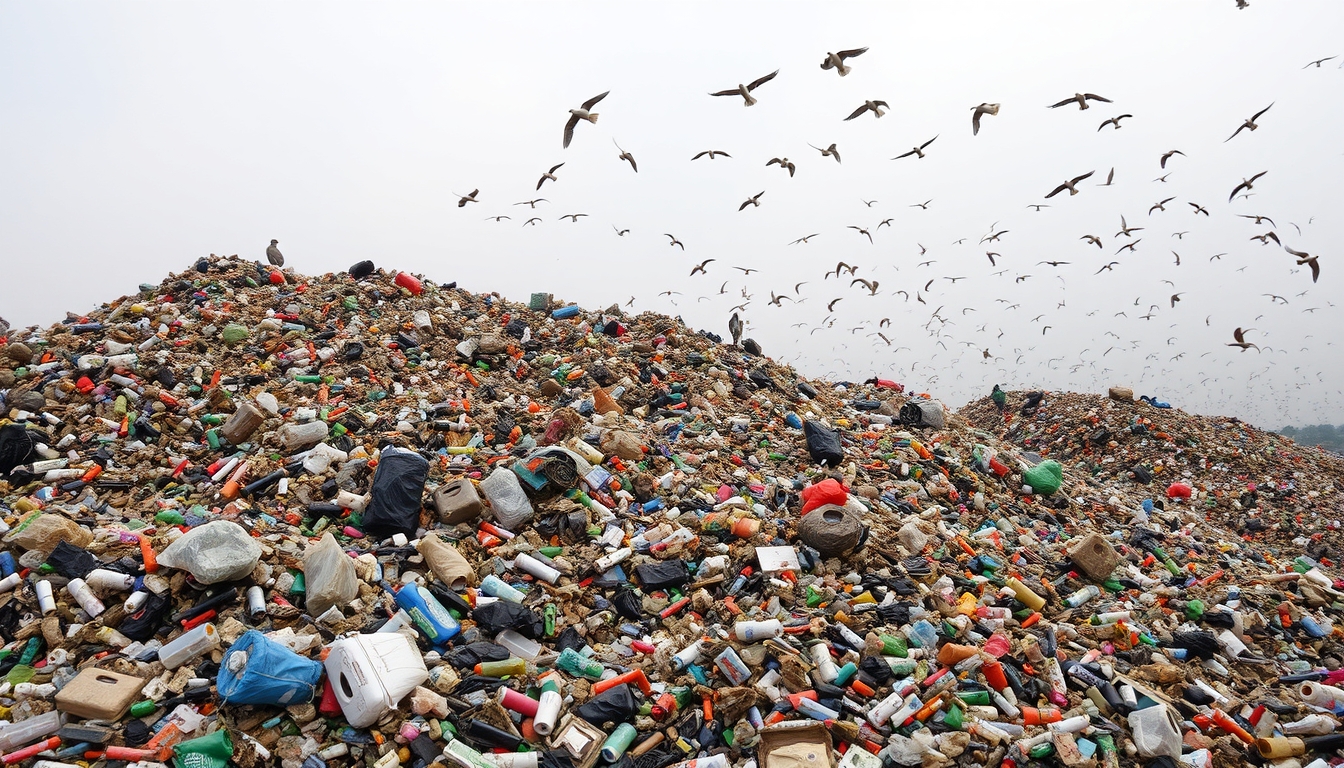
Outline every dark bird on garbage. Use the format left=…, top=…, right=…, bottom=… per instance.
left=766, top=157, right=796, bottom=177
left=523, top=217, right=542, bottom=226
left=563, top=91, right=608, bottom=148
left=558, top=213, right=587, bottom=222
left=1095, top=262, right=1119, bottom=274
left=851, top=278, right=879, bottom=295
left=820, top=47, right=868, bottom=76
left=689, top=259, right=715, bottom=276
left=790, top=233, right=820, bottom=245
left=266, top=239, right=284, bottom=267
left=1239, top=214, right=1276, bottom=227
left=845, top=100, right=889, bottom=120
left=971, top=103, right=999, bottom=135
left=515, top=198, right=548, bottom=208
left=1049, top=92, right=1112, bottom=110
left=1116, top=215, right=1143, bottom=238
left=893, top=136, right=938, bottom=159
left=537, top=163, right=564, bottom=190
left=809, top=143, right=842, bottom=163
left=665, top=234, right=684, bottom=250
left=1045, top=171, right=1095, bottom=198
left=1189, top=202, right=1210, bottom=216
left=613, top=226, right=629, bottom=236
left=1149, top=196, right=1175, bottom=215
left=614, top=140, right=638, bottom=172
left=1080, top=235, right=1102, bottom=248
left=1229, top=171, right=1267, bottom=202
left=1098, top=167, right=1115, bottom=186
left=1160, top=150, right=1185, bottom=168
left=848, top=226, right=873, bottom=244
left=1098, top=114, right=1133, bottom=130
left=486, top=215, right=511, bottom=222
left=728, top=313, right=743, bottom=345
left=1251, top=231, right=1280, bottom=245
left=1170, top=293, right=1183, bottom=308
left=455, top=189, right=480, bottom=207
left=710, top=69, right=779, bottom=106
left=739, top=191, right=766, bottom=211
left=1117, top=239, right=1142, bottom=253
left=733, top=266, right=758, bottom=275
left=692, top=150, right=732, bottom=160
left=828, top=298, right=843, bottom=311
left=1228, top=327, right=1259, bottom=351
left=1285, top=246, right=1321, bottom=282
left=1304, top=55, right=1338, bottom=68
left=1226, top=103, right=1272, bottom=142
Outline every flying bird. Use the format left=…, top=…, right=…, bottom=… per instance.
left=514, top=198, right=547, bottom=208
left=1225, top=103, right=1273, bottom=142
left=828, top=298, right=843, bottom=312
left=710, top=70, right=779, bottom=106
left=893, top=136, right=938, bottom=159
left=613, top=226, right=629, bottom=236
left=1080, top=235, right=1102, bottom=248
left=766, top=157, right=796, bottom=177
left=1097, top=114, right=1133, bottom=130
left=851, top=278, right=879, bottom=295
left=689, top=259, right=715, bottom=276
left=562, top=91, right=609, bottom=148
left=1098, top=168, right=1115, bottom=186
left=848, top=226, right=874, bottom=244
left=1045, top=171, right=1095, bottom=198
left=986, top=252, right=1000, bottom=266
left=1285, top=246, right=1321, bottom=282
left=1027, top=204, right=1050, bottom=211
left=981, top=229, right=1009, bottom=243
left=739, top=191, right=766, bottom=211
left=809, top=143, right=842, bottom=163
left=455, top=190, right=480, bottom=207
left=1160, top=150, right=1185, bottom=169
left=523, top=217, right=542, bottom=226
left=1250, top=231, right=1281, bottom=245
left=266, top=239, right=284, bottom=267
left=844, top=100, right=889, bottom=120
left=790, top=234, right=820, bottom=245
left=1149, top=196, right=1175, bottom=215
left=1303, top=56, right=1337, bottom=68
left=1095, top=262, right=1119, bottom=274
left=486, top=215, right=510, bottom=222
left=1116, top=215, right=1143, bottom=238
left=613, top=140, right=638, bottom=172
left=558, top=213, right=587, bottom=222
left=1048, top=92, right=1112, bottom=110
left=1153, top=173, right=1172, bottom=183
left=1229, top=171, right=1267, bottom=202
left=537, top=163, right=564, bottom=190
left=1228, top=327, right=1259, bottom=351
left=910, top=200, right=932, bottom=209
left=692, top=150, right=732, bottom=160
left=665, top=234, right=684, bottom=250
left=861, top=200, right=878, bottom=207
left=1189, top=202, right=1210, bottom=216
left=820, top=47, right=868, bottom=76
left=1170, top=293, right=1183, bottom=308
left=1238, top=214, right=1276, bottom=227
left=971, top=103, right=1000, bottom=135
left=1038, top=261, right=1070, bottom=267
left=1117, top=239, right=1142, bottom=253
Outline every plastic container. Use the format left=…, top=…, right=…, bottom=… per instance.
left=494, top=629, right=543, bottom=661
left=433, top=479, right=484, bottom=525
left=159, top=623, right=221, bottom=669
left=735, top=619, right=783, bottom=642
left=0, top=710, right=63, bottom=752
left=219, top=402, right=265, bottom=444
left=480, top=468, right=535, bottom=530
left=1127, top=705, right=1182, bottom=760
left=395, top=272, right=423, bottom=295
left=392, top=584, right=461, bottom=647
left=277, top=420, right=329, bottom=451
left=324, top=633, right=429, bottom=728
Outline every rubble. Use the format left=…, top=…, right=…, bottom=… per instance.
left=0, top=258, right=1343, bottom=768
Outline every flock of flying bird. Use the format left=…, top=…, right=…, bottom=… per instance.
left=450, top=38, right=1338, bottom=422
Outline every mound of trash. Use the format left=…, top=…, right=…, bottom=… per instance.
left=1, top=256, right=1343, bottom=768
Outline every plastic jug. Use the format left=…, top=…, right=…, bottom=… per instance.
left=433, top=479, right=484, bottom=525
left=324, top=633, right=429, bottom=728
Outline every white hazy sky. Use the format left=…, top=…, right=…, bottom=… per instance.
left=2, top=2, right=1341, bottom=428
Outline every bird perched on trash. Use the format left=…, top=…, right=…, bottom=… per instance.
left=809, top=143, right=842, bottom=163
left=844, top=100, right=889, bottom=120
left=820, top=47, right=868, bottom=76
left=1045, top=171, right=1094, bottom=198
left=266, top=239, right=284, bottom=267
left=709, top=70, right=779, bottom=106
left=971, top=103, right=999, bottom=135
left=893, top=136, right=938, bottom=160
left=1225, top=103, right=1272, bottom=142
left=728, top=313, right=743, bottom=346
left=562, top=91, right=609, bottom=148
left=1048, top=92, right=1112, bottom=110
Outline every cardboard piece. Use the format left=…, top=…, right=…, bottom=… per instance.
left=55, top=668, right=146, bottom=720
left=758, top=722, right=834, bottom=768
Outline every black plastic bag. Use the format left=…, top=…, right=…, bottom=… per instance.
left=611, top=588, right=644, bottom=620
left=633, top=560, right=690, bottom=591
left=361, top=447, right=429, bottom=539
left=452, top=673, right=509, bottom=695
left=556, top=626, right=585, bottom=653
left=46, top=540, right=99, bottom=579
left=859, top=655, right=894, bottom=685
left=120, top=591, right=172, bottom=641
left=473, top=601, right=544, bottom=639
left=0, top=424, right=40, bottom=476
left=574, top=683, right=638, bottom=725
left=803, top=421, right=843, bottom=466
left=538, top=751, right=577, bottom=768
left=349, top=260, right=376, bottom=278
left=445, top=642, right=510, bottom=669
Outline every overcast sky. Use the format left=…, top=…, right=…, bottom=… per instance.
left=2, top=2, right=1341, bottom=428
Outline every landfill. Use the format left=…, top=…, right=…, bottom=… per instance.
left=1, top=256, right=1344, bottom=768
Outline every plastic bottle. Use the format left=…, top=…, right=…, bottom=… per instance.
left=393, top=585, right=462, bottom=646
left=1065, top=585, right=1101, bottom=608
left=556, top=648, right=604, bottom=680
left=533, top=680, right=563, bottom=736
left=159, top=623, right=220, bottom=669
left=735, top=619, right=783, bottom=642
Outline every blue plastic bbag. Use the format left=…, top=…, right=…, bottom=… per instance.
left=217, top=630, right=323, bottom=706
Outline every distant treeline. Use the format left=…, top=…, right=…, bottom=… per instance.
left=1280, top=424, right=1344, bottom=454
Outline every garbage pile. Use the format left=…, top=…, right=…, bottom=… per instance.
left=2, top=257, right=1344, bottom=768
left=959, top=389, right=1344, bottom=551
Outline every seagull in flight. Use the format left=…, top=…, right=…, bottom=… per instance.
left=893, top=136, right=938, bottom=159
left=665, top=234, right=684, bottom=250
left=820, top=47, right=868, bottom=76
left=709, top=70, right=779, bottom=107
left=1048, top=92, right=1112, bottom=110
left=1226, top=103, right=1273, bottom=142
left=562, top=91, right=609, bottom=148
left=1046, top=171, right=1095, bottom=198
left=790, top=233, right=820, bottom=245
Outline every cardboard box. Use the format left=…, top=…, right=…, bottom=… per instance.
left=758, top=722, right=835, bottom=768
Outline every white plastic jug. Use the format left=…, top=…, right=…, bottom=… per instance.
left=324, top=633, right=428, bottom=727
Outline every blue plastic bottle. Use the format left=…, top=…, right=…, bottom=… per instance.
left=392, top=585, right=461, bottom=646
